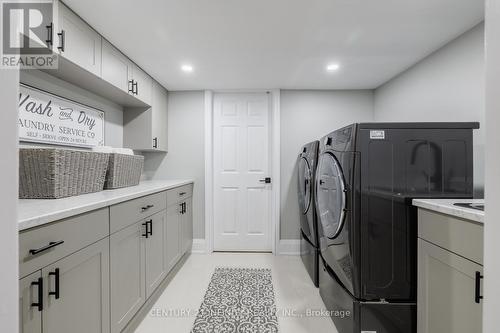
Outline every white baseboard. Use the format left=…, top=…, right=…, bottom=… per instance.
left=278, top=239, right=301, bottom=256
left=191, top=239, right=207, bottom=254
left=191, top=238, right=300, bottom=255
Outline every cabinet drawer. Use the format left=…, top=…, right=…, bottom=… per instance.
left=19, top=208, right=109, bottom=278
left=418, top=209, right=483, bottom=265
left=166, top=184, right=193, bottom=206
left=110, top=191, right=166, bottom=233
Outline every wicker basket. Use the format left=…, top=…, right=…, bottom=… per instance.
left=19, top=148, right=109, bottom=199
left=104, top=153, right=144, bottom=189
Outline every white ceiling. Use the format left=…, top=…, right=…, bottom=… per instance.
left=64, top=0, right=484, bottom=91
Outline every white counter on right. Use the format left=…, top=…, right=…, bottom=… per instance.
left=412, top=198, right=484, bottom=224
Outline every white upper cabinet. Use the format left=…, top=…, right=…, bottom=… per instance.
left=101, top=39, right=133, bottom=93
left=123, top=80, right=168, bottom=152
left=131, top=65, right=152, bottom=105
left=56, top=2, right=102, bottom=76
left=151, top=80, right=168, bottom=151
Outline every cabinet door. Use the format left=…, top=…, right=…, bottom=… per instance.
left=165, top=203, right=182, bottom=272
left=132, top=65, right=152, bottom=105
left=183, top=198, right=193, bottom=254
left=145, top=211, right=167, bottom=298
left=19, top=272, right=42, bottom=333
left=418, top=239, right=483, bottom=333
left=42, top=238, right=110, bottom=333
left=57, top=2, right=102, bottom=76
left=101, top=39, right=133, bottom=93
left=110, top=222, right=146, bottom=333
left=151, top=81, right=168, bottom=151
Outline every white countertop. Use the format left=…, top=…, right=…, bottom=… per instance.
left=412, top=198, right=484, bottom=224
left=18, top=180, right=194, bottom=231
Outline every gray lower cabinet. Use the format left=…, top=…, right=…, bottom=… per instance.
left=19, top=238, right=110, bottom=333
left=418, top=239, right=483, bottom=333
left=145, top=211, right=168, bottom=298
left=20, top=185, right=194, bottom=333
left=182, top=197, right=193, bottom=254
left=417, top=208, right=484, bottom=333
left=110, top=221, right=146, bottom=333
left=110, top=209, right=169, bottom=332
left=19, top=272, right=42, bottom=333
left=165, top=203, right=182, bottom=273
left=42, top=238, right=110, bottom=333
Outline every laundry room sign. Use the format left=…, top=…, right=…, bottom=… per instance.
left=18, top=85, right=105, bottom=148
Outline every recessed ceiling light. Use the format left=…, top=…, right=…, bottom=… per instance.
left=181, top=64, right=193, bottom=73
left=326, top=63, right=340, bottom=72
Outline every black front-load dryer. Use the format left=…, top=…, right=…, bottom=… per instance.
left=297, top=141, right=319, bottom=287
left=315, top=122, right=478, bottom=333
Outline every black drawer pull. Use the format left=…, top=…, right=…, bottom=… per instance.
left=31, top=278, right=43, bottom=312
left=475, top=271, right=483, bottom=304
left=179, top=192, right=186, bottom=196
left=141, top=204, right=154, bottom=212
left=48, top=268, right=60, bottom=300
left=29, top=240, right=65, bottom=256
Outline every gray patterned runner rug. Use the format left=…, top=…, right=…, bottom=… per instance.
left=191, top=267, right=279, bottom=333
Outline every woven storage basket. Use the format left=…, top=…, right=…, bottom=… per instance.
left=104, top=154, right=144, bottom=189
left=19, top=148, right=109, bottom=199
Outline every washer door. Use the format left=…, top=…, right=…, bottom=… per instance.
left=298, top=157, right=312, bottom=214
left=316, top=152, right=346, bottom=239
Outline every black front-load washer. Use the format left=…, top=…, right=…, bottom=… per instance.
left=315, top=122, right=478, bottom=333
left=297, top=141, right=319, bottom=287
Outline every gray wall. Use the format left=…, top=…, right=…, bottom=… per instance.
left=20, top=70, right=124, bottom=148
left=374, top=23, right=485, bottom=196
left=143, top=91, right=206, bottom=239
left=0, top=69, right=19, bottom=331
left=280, top=90, right=374, bottom=239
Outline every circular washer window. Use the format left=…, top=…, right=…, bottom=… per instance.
left=316, top=152, right=347, bottom=239
left=298, top=157, right=312, bottom=214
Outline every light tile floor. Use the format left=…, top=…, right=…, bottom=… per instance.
left=134, top=253, right=338, bottom=333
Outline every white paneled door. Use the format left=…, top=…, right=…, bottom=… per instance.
left=213, top=93, right=272, bottom=251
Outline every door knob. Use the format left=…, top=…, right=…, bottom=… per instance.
left=259, top=177, right=272, bottom=184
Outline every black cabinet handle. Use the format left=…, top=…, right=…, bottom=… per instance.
left=31, top=278, right=43, bottom=312
left=134, top=81, right=139, bottom=95
left=46, top=22, right=53, bottom=46
left=49, top=268, right=60, bottom=300
left=179, top=192, right=186, bottom=196
left=57, top=30, right=65, bottom=52
left=129, top=80, right=138, bottom=95
left=128, top=79, right=135, bottom=94
left=29, top=240, right=65, bottom=256
left=153, top=137, right=158, bottom=149
left=142, top=222, right=149, bottom=238
left=475, top=271, right=484, bottom=304
left=147, top=219, right=153, bottom=236
left=141, top=204, right=154, bottom=212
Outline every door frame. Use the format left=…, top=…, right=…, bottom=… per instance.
left=204, top=89, right=280, bottom=254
